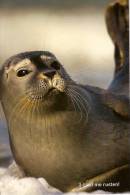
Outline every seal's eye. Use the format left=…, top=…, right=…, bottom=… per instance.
left=17, top=69, right=30, bottom=77
left=51, top=61, right=60, bottom=70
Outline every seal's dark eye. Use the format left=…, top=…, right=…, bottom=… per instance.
left=51, top=61, right=60, bottom=70
left=17, top=69, right=30, bottom=77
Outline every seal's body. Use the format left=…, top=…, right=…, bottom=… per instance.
left=0, top=51, right=129, bottom=192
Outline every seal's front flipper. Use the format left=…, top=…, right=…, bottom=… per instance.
left=83, top=85, right=130, bottom=119
left=106, top=0, right=129, bottom=96
left=103, top=92, right=130, bottom=119
left=106, top=0, right=128, bottom=74
left=71, top=164, right=130, bottom=193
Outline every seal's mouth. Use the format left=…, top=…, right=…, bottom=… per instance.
left=27, top=87, right=60, bottom=101
left=47, top=87, right=56, bottom=94
left=45, top=87, right=59, bottom=97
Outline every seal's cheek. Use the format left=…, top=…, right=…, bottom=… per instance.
left=3, top=76, right=27, bottom=97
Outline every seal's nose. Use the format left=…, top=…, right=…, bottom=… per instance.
left=44, top=69, right=56, bottom=79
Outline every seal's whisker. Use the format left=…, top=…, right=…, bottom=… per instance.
left=67, top=84, right=90, bottom=108
left=29, top=99, right=38, bottom=137
left=66, top=88, right=84, bottom=123
left=65, top=89, right=81, bottom=116
left=67, top=87, right=89, bottom=124
left=72, top=89, right=89, bottom=124
left=13, top=99, right=31, bottom=129
left=9, top=96, right=29, bottom=128
left=71, top=88, right=89, bottom=113
left=65, top=90, right=77, bottom=113
left=36, top=99, right=42, bottom=140
left=69, top=90, right=84, bottom=122
left=48, top=115, right=53, bottom=142
left=67, top=84, right=90, bottom=111
left=38, top=100, right=52, bottom=142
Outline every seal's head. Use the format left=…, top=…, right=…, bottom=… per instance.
left=0, top=51, right=90, bottom=132
left=0, top=51, right=73, bottom=115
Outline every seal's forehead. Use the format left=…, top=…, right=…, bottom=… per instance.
left=3, top=51, right=57, bottom=72
left=39, top=54, right=57, bottom=65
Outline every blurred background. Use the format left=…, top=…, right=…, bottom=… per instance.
left=0, top=0, right=114, bottom=165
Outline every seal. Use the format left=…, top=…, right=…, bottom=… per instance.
left=0, top=51, right=130, bottom=192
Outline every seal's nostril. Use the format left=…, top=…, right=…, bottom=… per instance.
left=44, top=70, right=56, bottom=78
